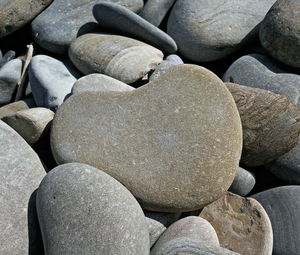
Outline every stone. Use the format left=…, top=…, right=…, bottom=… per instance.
left=252, top=186, right=300, bottom=255
left=29, top=55, right=77, bottom=110
left=69, top=33, right=163, bottom=84
left=200, top=192, right=273, bottom=255
left=223, top=54, right=300, bottom=108
left=31, top=0, right=144, bottom=54
left=0, top=98, right=36, bottom=119
left=0, top=59, right=22, bottom=106
left=0, top=50, right=15, bottom=68
left=36, top=163, right=150, bottom=254
left=0, top=120, right=45, bottom=254
left=229, top=167, right=256, bottom=196
left=93, top=3, right=177, bottom=53
left=167, top=0, right=276, bottom=62
left=0, top=0, right=52, bottom=37
left=225, top=82, right=300, bottom=167
left=51, top=64, right=242, bottom=212
left=260, top=0, right=300, bottom=68
left=139, top=0, right=176, bottom=27
left=3, top=107, right=54, bottom=145
left=72, top=74, right=134, bottom=95
left=149, top=54, right=183, bottom=81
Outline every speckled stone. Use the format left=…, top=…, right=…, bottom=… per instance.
left=72, top=74, right=134, bottom=95
left=0, top=120, right=45, bottom=254
left=69, top=33, right=163, bottom=84
left=223, top=54, right=300, bottom=108
left=36, top=163, right=150, bottom=255
left=260, top=0, right=300, bottom=68
left=229, top=167, right=256, bottom=196
left=31, top=0, right=144, bottom=54
left=51, top=64, right=242, bottom=212
left=225, top=82, right=300, bottom=167
left=0, top=98, right=36, bottom=119
left=167, top=0, right=276, bottom=62
left=252, top=186, right=300, bottom=255
left=200, top=192, right=273, bottom=255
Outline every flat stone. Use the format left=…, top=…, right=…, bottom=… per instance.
left=0, top=98, right=36, bottom=119
left=260, top=0, right=300, bottom=68
left=93, top=3, right=177, bottom=53
left=229, top=167, right=256, bottom=196
left=69, top=33, right=163, bottom=84
left=72, top=74, right=134, bottom=95
left=252, top=186, right=300, bottom=255
left=139, top=0, right=176, bottom=27
left=0, top=59, right=22, bottom=106
left=0, top=0, right=52, bottom=37
left=3, top=107, right=54, bottom=145
left=0, top=120, right=45, bottom=254
left=200, top=192, right=273, bottom=255
left=29, top=55, right=77, bottom=111
left=223, top=54, right=300, bottom=107
left=31, top=0, right=144, bottom=54
left=51, top=64, right=242, bottom=212
left=167, top=0, right=275, bottom=62
left=36, top=163, right=150, bottom=254
left=225, top=82, right=300, bottom=167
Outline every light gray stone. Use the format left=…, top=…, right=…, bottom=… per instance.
left=0, top=98, right=36, bottom=119
left=0, top=50, right=15, bottom=68
left=229, top=167, right=256, bottom=196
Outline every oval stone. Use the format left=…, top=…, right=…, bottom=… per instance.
left=229, top=167, right=256, bottom=196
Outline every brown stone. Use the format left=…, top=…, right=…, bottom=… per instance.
left=0, top=98, right=36, bottom=119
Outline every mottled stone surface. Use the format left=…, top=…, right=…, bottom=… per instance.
left=252, top=186, right=300, bottom=255
left=51, top=64, right=242, bottom=212
left=69, top=33, right=163, bottom=84
left=0, top=98, right=36, bottom=119
left=223, top=54, right=300, bottom=108
left=31, top=0, right=144, bottom=54
left=37, top=163, right=150, bottom=255
left=260, top=0, right=300, bottom=68
left=0, top=120, right=45, bottom=254
left=200, top=192, right=273, bottom=255
left=226, top=82, right=300, bottom=167
left=167, top=0, right=275, bottom=62
left=0, top=0, right=52, bottom=37
left=229, top=167, right=256, bottom=196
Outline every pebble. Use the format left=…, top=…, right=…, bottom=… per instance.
left=0, top=120, right=45, bottom=254
left=31, top=0, right=144, bottom=54
left=229, top=167, right=256, bottom=196
left=69, top=33, right=163, bottom=84
left=0, top=98, right=36, bottom=119
left=36, top=163, right=150, bottom=254
left=252, top=186, right=300, bottom=255
left=200, top=192, right=273, bottom=255
left=260, top=0, right=300, bottom=68
left=50, top=64, right=242, bottom=212
left=93, top=3, right=177, bottom=53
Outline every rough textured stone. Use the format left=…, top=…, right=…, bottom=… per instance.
left=93, top=3, right=177, bottom=53
left=0, top=98, right=36, bottom=119
left=69, top=33, right=163, bottom=84
left=229, top=167, right=256, bottom=196
left=139, top=0, right=176, bottom=27
left=200, top=192, right=273, bottom=255
left=252, top=186, right=300, bottom=255
left=29, top=55, right=77, bottom=110
left=3, top=107, right=54, bottom=145
left=31, top=0, right=144, bottom=54
left=223, top=54, right=300, bottom=107
left=225, top=82, right=300, bottom=167
left=51, top=64, right=242, bottom=212
left=0, top=120, right=45, bottom=254
left=167, top=0, right=276, bottom=62
left=260, top=0, right=300, bottom=68
left=72, top=74, right=134, bottom=94
left=37, top=163, right=150, bottom=255
left=0, top=0, right=52, bottom=37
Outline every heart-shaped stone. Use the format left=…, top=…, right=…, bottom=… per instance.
left=51, top=64, right=242, bottom=212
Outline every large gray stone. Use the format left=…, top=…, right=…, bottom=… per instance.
left=51, top=64, right=242, bottom=212
left=0, top=120, right=45, bottom=254
left=260, top=0, right=300, bottom=68
left=93, top=3, right=177, bottom=53
left=31, top=0, right=144, bottom=54
left=252, top=186, right=300, bottom=255
left=229, top=167, right=256, bottom=196
left=36, top=163, right=150, bottom=255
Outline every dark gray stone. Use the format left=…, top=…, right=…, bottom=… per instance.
left=0, top=50, right=15, bottom=68
left=93, top=3, right=177, bottom=53
left=36, top=163, right=150, bottom=255
left=229, top=167, right=255, bottom=196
